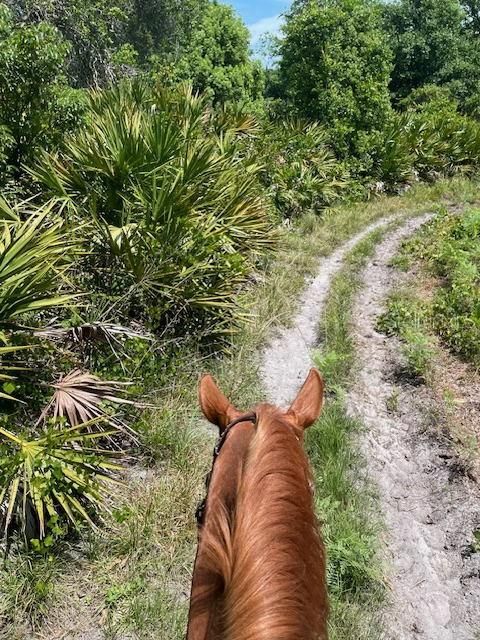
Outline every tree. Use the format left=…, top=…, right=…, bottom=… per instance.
left=161, top=2, right=265, bottom=104
left=126, top=0, right=208, bottom=63
left=0, top=4, right=84, bottom=176
left=384, top=0, right=466, bottom=100
left=462, top=0, right=480, bottom=34
left=278, top=0, right=393, bottom=159
left=384, top=0, right=480, bottom=113
left=5, top=0, right=131, bottom=87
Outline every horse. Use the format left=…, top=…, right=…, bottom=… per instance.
left=186, top=368, right=328, bottom=640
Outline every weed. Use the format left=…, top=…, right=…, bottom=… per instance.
left=402, top=327, right=436, bottom=382
left=386, top=390, right=400, bottom=413
left=378, top=289, right=436, bottom=382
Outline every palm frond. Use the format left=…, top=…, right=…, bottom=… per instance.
left=0, top=199, right=78, bottom=325
left=0, top=422, right=123, bottom=541
left=40, top=370, right=137, bottom=438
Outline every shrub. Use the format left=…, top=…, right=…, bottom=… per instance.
left=170, top=1, right=265, bottom=105
left=258, top=119, right=349, bottom=218
left=0, top=421, right=122, bottom=541
left=31, top=81, right=274, bottom=338
left=0, top=197, right=134, bottom=545
left=373, top=100, right=480, bottom=188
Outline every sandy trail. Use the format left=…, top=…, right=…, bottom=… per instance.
left=260, top=215, right=393, bottom=406
left=346, top=216, right=480, bottom=640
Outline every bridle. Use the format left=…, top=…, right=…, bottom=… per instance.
left=195, top=412, right=257, bottom=527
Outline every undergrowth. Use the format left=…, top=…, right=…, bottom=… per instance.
left=404, top=207, right=480, bottom=368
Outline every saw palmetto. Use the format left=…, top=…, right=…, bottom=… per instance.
left=0, top=422, right=123, bottom=541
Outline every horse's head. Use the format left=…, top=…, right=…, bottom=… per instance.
left=199, top=367, right=324, bottom=436
left=196, top=369, right=324, bottom=528
left=189, top=369, right=327, bottom=640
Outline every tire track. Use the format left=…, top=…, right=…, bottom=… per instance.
left=346, top=216, right=480, bottom=640
left=260, top=215, right=394, bottom=406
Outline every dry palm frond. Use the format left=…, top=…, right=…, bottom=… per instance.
left=35, top=321, right=152, bottom=345
left=41, top=370, right=137, bottom=439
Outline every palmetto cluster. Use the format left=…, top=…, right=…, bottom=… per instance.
left=0, top=81, right=273, bottom=546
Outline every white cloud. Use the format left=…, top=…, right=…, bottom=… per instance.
left=248, top=14, right=284, bottom=48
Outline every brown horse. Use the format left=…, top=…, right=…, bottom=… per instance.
left=187, top=368, right=328, bottom=640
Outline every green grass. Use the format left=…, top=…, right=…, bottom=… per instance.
left=377, top=290, right=436, bottom=382
left=309, top=230, right=393, bottom=640
left=403, top=207, right=480, bottom=368
left=1, top=176, right=479, bottom=639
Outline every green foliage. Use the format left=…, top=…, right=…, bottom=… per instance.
left=6, top=0, right=133, bottom=87
left=377, top=291, right=434, bottom=380
left=31, top=81, right=274, bottom=336
left=373, top=96, right=480, bottom=188
left=407, top=209, right=480, bottom=366
left=377, top=293, right=425, bottom=336
left=174, top=1, right=265, bottom=104
left=278, top=0, right=393, bottom=160
left=126, top=0, right=207, bottom=65
left=402, top=327, right=435, bottom=380
left=384, top=0, right=465, bottom=100
left=0, top=4, right=85, bottom=177
left=384, top=0, right=480, bottom=113
left=0, top=200, right=76, bottom=324
left=0, top=421, right=122, bottom=541
left=259, top=119, right=349, bottom=218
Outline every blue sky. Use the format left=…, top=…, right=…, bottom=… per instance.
left=228, top=1, right=292, bottom=48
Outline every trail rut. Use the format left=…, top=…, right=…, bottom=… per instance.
left=261, top=215, right=392, bottom=406
left=346, top=216, right=480, bottom=640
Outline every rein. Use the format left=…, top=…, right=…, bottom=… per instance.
left=195, top=412, right=257, bottom=527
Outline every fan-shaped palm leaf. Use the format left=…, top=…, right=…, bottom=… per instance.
left=41, top=370, right=137, bottom=438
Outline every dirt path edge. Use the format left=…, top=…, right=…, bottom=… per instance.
left=346, top=216, right=480, bottom=640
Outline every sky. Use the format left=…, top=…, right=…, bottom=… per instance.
left=229, top=0, right=292, bottom=49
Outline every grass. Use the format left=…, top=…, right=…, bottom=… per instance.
left=1, top=176, right=479, bottom=639
left=377, top=289, right=436, bottom=382
left=376, top=210, right=480, bottom=470
left=309, top=229, right=394, bottom=640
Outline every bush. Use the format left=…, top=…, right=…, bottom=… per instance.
left=170, top=1, right=265, bottom=105
left=0, top=421, right=122, bottom=541
left=0, top=4, right=86, bottom=181
left=258, top=119, right=349, bottom=218
left=31, top=80, right=274, bottom=337
left=372, top=95, right=480, bottom=189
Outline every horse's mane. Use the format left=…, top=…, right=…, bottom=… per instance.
left=202, top=405, right=328, bottom=640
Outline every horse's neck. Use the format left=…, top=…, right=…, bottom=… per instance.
left=222, top=424, right=328, bottom=640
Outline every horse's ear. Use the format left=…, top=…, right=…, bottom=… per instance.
left=287, top=368, right=324, bottom=430
left=198, top=374, right=241, bottom=432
